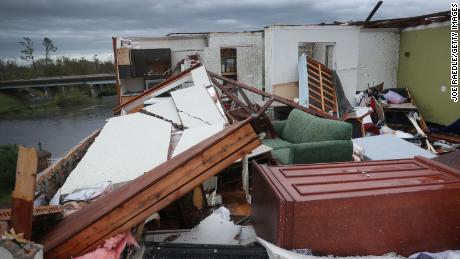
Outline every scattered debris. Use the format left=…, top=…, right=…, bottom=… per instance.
left=352, top=135, right=436, bottom=160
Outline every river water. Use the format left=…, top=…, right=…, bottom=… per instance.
left=0, top=96, right=117, bottom=158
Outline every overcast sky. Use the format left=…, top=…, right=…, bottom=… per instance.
left=0, top=0, right=452, bottom=62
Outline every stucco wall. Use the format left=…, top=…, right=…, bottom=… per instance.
left=205, top=32, right=264, bottom=88
left=264, top=25, right=361, bottom=103
left=398, top=24, right=459, bottom=125
left=357, top=29, right=400, bottom=91
left=204, top=32, right=264, bottom=102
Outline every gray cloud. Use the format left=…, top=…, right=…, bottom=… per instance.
left=0, top=0, right=452, bottom=60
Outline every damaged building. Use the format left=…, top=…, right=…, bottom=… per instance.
left=2, top=8, right=460, bottom=259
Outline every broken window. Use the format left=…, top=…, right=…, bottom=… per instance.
left=220, top=48, right=237, bottom=80
left=298, top=42, right=335, bottom=69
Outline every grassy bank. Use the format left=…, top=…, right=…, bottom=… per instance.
left=0, top=92, right=25, bottom=114
left=0, top=88, right=99, bottom=117
left=0, top=144, right=17, bottom=204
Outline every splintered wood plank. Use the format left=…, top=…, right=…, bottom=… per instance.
left=41, top=120, right=261, bottom=258
left=11, top=146, right=38, bottom=240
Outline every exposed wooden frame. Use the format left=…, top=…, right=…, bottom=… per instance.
left=40, top=119, right=261, bottom=258
left=306, top=56, right=338, bottom=116
left=208, top=72, right=336, bottom=120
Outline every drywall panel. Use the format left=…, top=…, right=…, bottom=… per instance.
left=265, top=26, right=361, bottom=104
left=191, top=66, right=212, bottom=88
left=171, top=85, right=226, bottom=128
left=143, top=97, right=170, bottom=105
left=357, top=29, right=400, bottom=91
left=143, top=97, right=182, bottom=126
left=60, top=113, right=171, bottom=195
left=172, top=124, right=224, bottom=157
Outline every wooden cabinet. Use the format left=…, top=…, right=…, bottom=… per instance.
left=252, top=157, right=460, bottom=256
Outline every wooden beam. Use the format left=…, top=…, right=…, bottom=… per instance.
left=237, top=87, right=254, bottom=108
left=364, top=1, right=383, bottom=23
left=318, top=63, right=325, bottom=111
left=211, top=77, right=253, bottom=114
left=208, top=71, right=336, bottom=120
left=11, top=146, right=38, bottom=240
left=40, top=119, right=261, bottom=258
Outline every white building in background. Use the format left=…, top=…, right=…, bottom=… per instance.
left=114, top=31, right=264, bottom=104
left=264, top=25, right=400, bottom=103
left=114, top=24, right=399, bottom=106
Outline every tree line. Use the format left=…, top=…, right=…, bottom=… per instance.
left=0, top=37, right=114, bottom=81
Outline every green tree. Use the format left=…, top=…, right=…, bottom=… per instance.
left=42, top=37, right=58, bottom=69
left=18, top=37, right=36, bottom=70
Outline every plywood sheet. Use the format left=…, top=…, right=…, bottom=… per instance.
left=60, top=113, right=171, bottom=195
left=272, top=82, right=298, bottom=101
left=191, top=66, right=212, bottom=88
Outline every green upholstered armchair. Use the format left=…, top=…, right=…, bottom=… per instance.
left=263, top=109, right=353, bottom=164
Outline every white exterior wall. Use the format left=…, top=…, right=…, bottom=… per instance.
left=125, top=37, right=207, bottom=66
left=357, top=29, right=400, bottom=91
left=205, top=32, right=264, bottom=87
left=264, top=25, right=400, bottom=104
left=264, top=25, right=361, bottom=103
left=204, top=32, right=264, bottom=102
